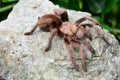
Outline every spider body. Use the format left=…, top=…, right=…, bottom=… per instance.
left=24, top=14, right=62, bottom=34
left=24, top=14, right=64, bottom=51
left=24, top=8, right=110, bottom=71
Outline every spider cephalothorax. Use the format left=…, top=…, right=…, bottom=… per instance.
left=24, top=8, right=110, bottom=71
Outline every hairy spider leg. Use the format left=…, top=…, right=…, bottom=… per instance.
left=85, top=38, right=95, bottom=53
left=24, top=24, right=38, bottom=35
left=75, top=16, right=110, bottom=44
left=72, top=24, right=81, bottom=35
left=45, top=28, right=58, bottom=51
left=84, top=25, right=92, bottom=40
left=60, top=11, right=69, bottom=22
left=24, top=19, right=53, bottom=35
left=79, top=43, right=87, bottom=72
left=75, top=17, right=88, bottom=24
left=75, top=16, right=100, bottom=25
left=63, top=37, right=79, bottom=71
left=54, top=8, right=69, bottom=22
left=85, top=16, right=100, bottom=25
left=93, top=25, right=110, bottom=45
left=73, top=24, right=92, bottom=41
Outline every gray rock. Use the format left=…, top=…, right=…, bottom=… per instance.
left=0, top=0, right=120, bottom=80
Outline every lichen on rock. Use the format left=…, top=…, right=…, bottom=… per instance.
left=0, top=0, right=120, bottom=80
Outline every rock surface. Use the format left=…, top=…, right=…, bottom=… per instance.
left=0, top=0, right=120, bottom=80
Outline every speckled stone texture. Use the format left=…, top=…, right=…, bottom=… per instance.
left=0, top=0, right=120, bottom=80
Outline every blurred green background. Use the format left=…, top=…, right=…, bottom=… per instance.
left=0, top=0, right=120, bottom=42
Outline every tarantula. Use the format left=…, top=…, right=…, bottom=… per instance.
left=24, top=8, right=110, bottom=71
